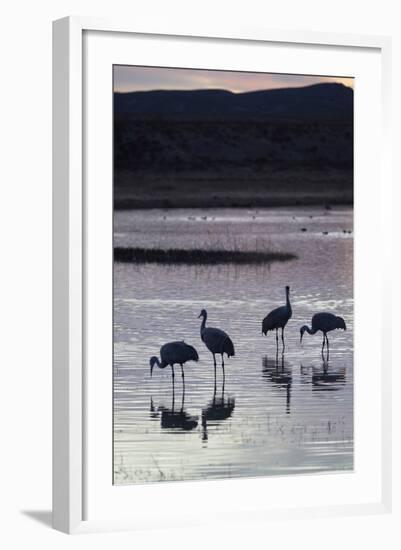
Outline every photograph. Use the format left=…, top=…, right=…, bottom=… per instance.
left=112, top=65, right=354, bottom=485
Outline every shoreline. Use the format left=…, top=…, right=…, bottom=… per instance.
left=114, top=172, right=353, bottom=210
left=114, top=194, right=353, bottom=210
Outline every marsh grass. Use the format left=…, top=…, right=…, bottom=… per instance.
left=114, top=247, right=296, bottom=264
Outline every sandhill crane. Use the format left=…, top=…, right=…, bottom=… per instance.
left=300, top=312, right=346, bottom=358
left=262, top=286, right=292, bottom=351
left=198, top=309, right=235, bottom=377
left=149, top=341, right=199, bottom=384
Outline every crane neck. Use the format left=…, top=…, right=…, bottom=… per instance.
left=155, top=357, right=168, bottom=369
left=302, top=325, right=317, bottom=335
left=285, top=289, right=291, bottom=312
left=200, top=313, right=207, bottom=332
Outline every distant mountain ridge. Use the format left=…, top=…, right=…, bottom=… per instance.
left=114, top=83, right=353, bottom=122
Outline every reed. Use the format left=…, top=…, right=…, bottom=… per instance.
left=114, top=247, right=297, bottom=265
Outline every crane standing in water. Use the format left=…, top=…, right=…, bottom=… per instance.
left=149, top=341, right=199, bottom=384
left=262, top=286, right=292, bottom=352
left=300, top=312, right=346, bottom=358
left=198, top=309, right=235, bottom=378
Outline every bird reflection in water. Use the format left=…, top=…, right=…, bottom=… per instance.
left=150, top=383, right=198, bottom=431
left=300, top=360, right=346, bottom=391
left=201, top=378, right=235, bottom=442
left=262, top=351, right=292, bottom=414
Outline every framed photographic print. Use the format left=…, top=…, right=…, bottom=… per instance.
left=113, top=65, right=354, bottom=485
left=53, top=17, right=392, bottom=533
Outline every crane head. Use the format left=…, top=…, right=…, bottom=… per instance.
left=300, top=326, right=307, bottom=344
left=149, top=356, right=158, bottom=377
left=198, top=309, right=207, bottom=319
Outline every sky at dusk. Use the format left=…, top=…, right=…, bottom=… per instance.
left=114, top=65, right=354, bottom=93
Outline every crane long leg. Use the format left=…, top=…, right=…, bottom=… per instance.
left=213, top=353, right=216, bottom=378
left=181, top=377, right=185, bottom=408
left=171, top=365, right=175, bottom=390
left=326, top=335, right=330, bottom=361
left=275, top=329, right=278, bottom=351
left=221, top=354, right=225, bottom=385
left=281, top=327, right=285, bottom=353
left=180, top=364, right=185, bottom=382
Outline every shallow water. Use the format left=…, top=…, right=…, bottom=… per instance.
left=113, top=206, right=353, bottom=484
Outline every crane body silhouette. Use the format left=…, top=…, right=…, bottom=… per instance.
left=150, top=341, right=199, bottom=383
left=262, top=286, right=292, bottom=351
left=300, top=312, right=346, bottom=358
left=198, top=309, right=235, bottom=377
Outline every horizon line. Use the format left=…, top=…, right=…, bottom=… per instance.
left=114, top=81, right=354, bottom=95
left=114, top=66, right=354, bottom=94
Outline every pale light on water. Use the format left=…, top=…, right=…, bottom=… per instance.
left=113, top=207, right=353, bottom=484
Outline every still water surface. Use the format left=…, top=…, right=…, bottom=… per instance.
left=113, top=207, right=353, bottom=484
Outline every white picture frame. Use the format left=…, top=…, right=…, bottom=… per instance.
left=52, top=16, right=392, bottom=534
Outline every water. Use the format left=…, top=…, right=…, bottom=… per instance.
left=113, top=206, right=353, bottom=484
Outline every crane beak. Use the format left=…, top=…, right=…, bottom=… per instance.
left=150, top=364, right=154, bottom=378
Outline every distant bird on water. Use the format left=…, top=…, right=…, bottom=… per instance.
left=300, top=312, right=346, bottom=357
left=262, top=286, right=292, bottom=351
left=198, top=309, right=235, bottom=376
left=149, top=341, right=199, bottom=383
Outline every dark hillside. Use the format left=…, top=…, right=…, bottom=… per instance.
left=113, top=83, right=353, bottom=208
left=114, top=83, right=353, bottom=121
